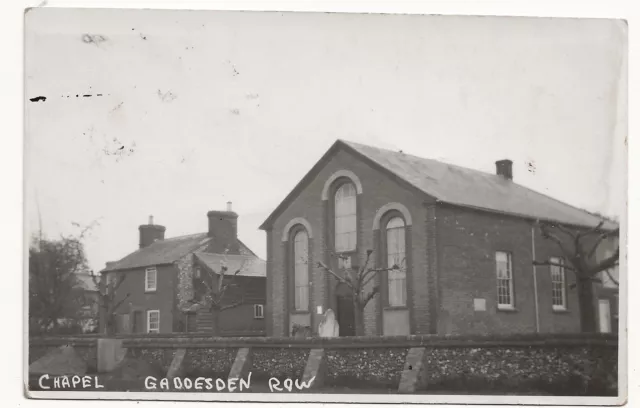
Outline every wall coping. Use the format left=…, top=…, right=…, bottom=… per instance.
left=31, top=333, right=618, bottom=349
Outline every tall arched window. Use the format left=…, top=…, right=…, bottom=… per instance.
left=293, top=229, right=309, bottom=311
left=386, top=217, right=407, bottom=306
left=334, top=182, right=357, bottom=252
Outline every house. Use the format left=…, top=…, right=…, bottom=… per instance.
left=100, top=203, right=266, bottom=335
left=75, top=271, right=100, bottom=333
left=594, top=236, right=620, bottom=334
left=259, top=140, right=618, bottom=337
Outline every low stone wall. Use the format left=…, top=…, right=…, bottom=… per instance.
left=326, top=348, right=407, bottom=388
left=30, top=333, right=618, bottom=395
left=421, top=344, right=617, bottom=395
left=29, top=336, right=98, bottom=373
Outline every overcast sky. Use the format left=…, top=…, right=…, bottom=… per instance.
left=25, top=9, right=627, bottom=273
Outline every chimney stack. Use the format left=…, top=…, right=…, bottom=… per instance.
left=139, top=215, right=166, bottom=249
left=495, top=159, right=513, bottom=180
left=207, top=203, right=239, bottom=254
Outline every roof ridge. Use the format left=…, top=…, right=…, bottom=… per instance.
left=343, top=139, right=505, bottom=180
left=162, top=232, right=208, bottom=241
left=341, top=139, right=617, bottom=229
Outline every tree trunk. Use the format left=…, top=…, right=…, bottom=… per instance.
left=354, top=301, right=365, bottom=336
left=577, top=276, right=597, bottom=333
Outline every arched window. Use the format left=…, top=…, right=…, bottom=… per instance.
left=293, top=229, right=309, bottom=311
left=334, top=182, right=357, bottom=252
left=386, top=217, right=407, bottom=306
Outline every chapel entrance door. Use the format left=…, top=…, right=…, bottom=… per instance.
left=335, top=283, right=356, bottom=336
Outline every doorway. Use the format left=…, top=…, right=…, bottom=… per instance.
left=132, top=311, right=143, bottom=334
left=598, top=299, right=612, bottom=333
left=335, top=283, right=355, bottom=336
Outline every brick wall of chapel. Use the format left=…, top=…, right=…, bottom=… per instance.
left=267, top=149, right=432, bottom=337
left=435, top=204, right=582, bottom=335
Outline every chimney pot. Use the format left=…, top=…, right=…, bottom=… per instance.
left=139, top=220, right=166, bottom=249
left=495, top=159, right=513, bottom=180
left=227, top=201, right=232, bottom=212
left=207, top=208, right=239, bottom=253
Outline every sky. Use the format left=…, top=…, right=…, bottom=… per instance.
left=24, top=9, right=627, bottom=273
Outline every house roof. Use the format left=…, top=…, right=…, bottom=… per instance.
left=194, top=252, right=266, bottom=277
left=102, top=233, right=211, bottom=272
left=75, top=272, right=98, bottom=292
left=260, top=139, right=618, bottom=231
left=102, top=231, right=260, bottom=273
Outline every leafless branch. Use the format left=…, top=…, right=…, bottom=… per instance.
left=219, top=298, right=244, bottom=311
left=587, top=247, right=620, bottom=276
left=317, top=261, right=353, bottom=290
left=362, top=286, right=380, bottom=306
left=604, top=268, right=619, bottom=286
left=576, top=220, right=605, bottom=240
left=111, top=293, right=131, bottom=312
left=539, top=223, right=574, bottom=259
left=357, top=250, right=374, bottom=280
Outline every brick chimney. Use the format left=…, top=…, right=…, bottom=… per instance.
left=495, top=159, right=513, bottom=180
left=207, top=202, right=239, bottom=253
left=139, top=215, right=166, bottom=249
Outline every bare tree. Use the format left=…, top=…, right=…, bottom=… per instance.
left=91, top=272, right=130, bottom=335
left=532, top=220, right=620, bottom=332
left=186, top=256, right=247, bottom=335
left=317, top=249, right=404, bottom=336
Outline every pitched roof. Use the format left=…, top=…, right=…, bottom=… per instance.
left=261, top=139, right=617, bottom=230
left=194, top=252, right=266, bottom=277
left=75, top=272, right=98, bottom=292
left=102, top=233, right=211, bottom=272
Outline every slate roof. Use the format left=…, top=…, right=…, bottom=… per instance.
left=103, top=233, right=211, bottom=272
left=194, top=252, right=266, bottom=278
left=75, top=272, right=98, bottom=292
left=261, top=139, right=617, bottom=230
left=102, top=231, right=260, bottom=273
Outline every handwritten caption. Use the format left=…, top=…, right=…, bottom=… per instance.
left=145, top=372, right=316, bottom=392
left=37, top=372, right=315, bottom=392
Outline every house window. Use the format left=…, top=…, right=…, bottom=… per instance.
left=386, top=217, right=407, bottom=307
left=550, top=257, right=567, bottom=310
left=254, top=304, right=264, bottom=319
left=147, top=310, right=160, bottom=333
left=145, top=267, right=157, bottom=292
left=334, top=182, right=357, bottom=252
left=293, top=229, right=309, bottom=311
left=194, top=266, right=201, bottom=279
left=496, top=251, right=514, bottom=309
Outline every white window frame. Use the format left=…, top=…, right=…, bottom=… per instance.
left=496, top=251, right=515, bottom=310
left=145, top=267, right=157, bottom=292
left=194, top=266, right=201, bottom=279
left=254, top=304, right=264, bottom=319
left=293, top=229, right=309, bottom=312
left=550, top=257, right=567, bottom=311
left=386, top=216, right=407, bottom=307
left=334, top=182, right=357, bottom=252
left=146, top=310, right=160, bottom=333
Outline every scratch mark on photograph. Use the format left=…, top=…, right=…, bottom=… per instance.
left=24, top=7, right=626, bottom=405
